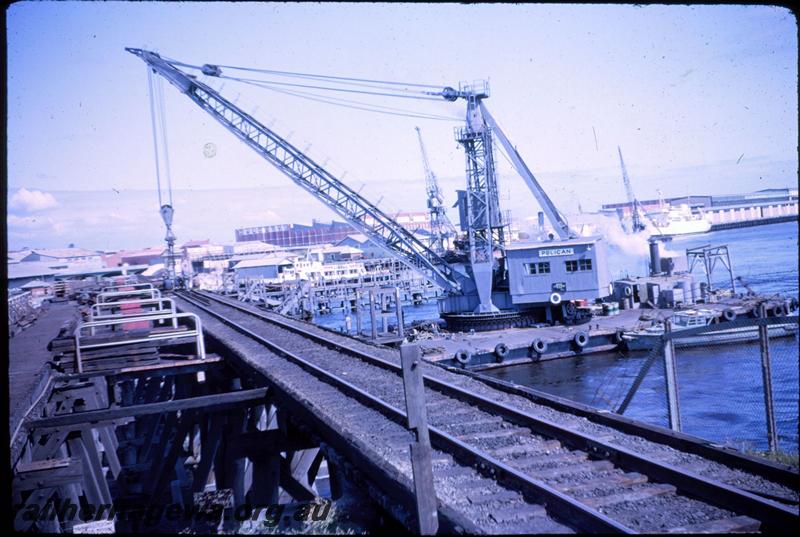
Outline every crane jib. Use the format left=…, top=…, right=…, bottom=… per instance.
left=127, top=48, right=461, bottom=293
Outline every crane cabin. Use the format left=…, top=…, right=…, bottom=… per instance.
left=505, top=237, right=609, bottom=321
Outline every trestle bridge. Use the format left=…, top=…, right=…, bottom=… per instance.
left=10, top=282, right=799, bottom=534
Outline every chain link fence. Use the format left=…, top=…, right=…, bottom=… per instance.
left=599, top=315, right=799, bottom=460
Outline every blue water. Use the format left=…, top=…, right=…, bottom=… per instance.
left=484, top=222, right=799, bottom=454
left=313, top=222, right=799, bottom=453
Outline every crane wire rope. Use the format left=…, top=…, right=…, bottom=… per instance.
left=217, top=74, right=442, bottom=102
left=147, top=68, right=164, bottom=207
left=160, top=54, right=444, bottom=90
left=155, top=72, right=174, bottom=205
left=224, top=76, right=459, bottom=122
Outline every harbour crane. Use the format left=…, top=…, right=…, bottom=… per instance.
left=129, top=49, right=603, bottom=330
left=127, top=48, right=463, bottom=295
left=414, top=126, right=457, bottom=254
left=617, top=146, right=646, bottom=233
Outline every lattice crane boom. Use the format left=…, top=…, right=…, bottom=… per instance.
left=415, top=126, right=456, bottom=253
left=127, top=48, right=461, bottom=293
left=617, top=146, right=645, bottom=233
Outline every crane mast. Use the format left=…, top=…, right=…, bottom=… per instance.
left=415, top=126, right=456, bottom=254
left=127, top=48, right=461, bottom=293
left=617, top=146, right=645, bottom=233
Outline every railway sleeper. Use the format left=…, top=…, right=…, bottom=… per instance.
left=489, top=439, right=562, bottom=458
left=666, top=515, right=761, bottom=534
left=508, top=450, right=589, bottom=469
left=552, top=472, right=649, bottom=494
left=531, top=459, right=615, bottom=479
left=488, top=503, right=548, bottom=523
left=466, top=487, right=522, bottom=506
left=458, top=426, right=531, bottom=442
left=439, top=417, right=507, bottom=435
left=581, top=483, right=677, bottom=509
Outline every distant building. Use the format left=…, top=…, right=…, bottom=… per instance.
left=20, top=280, right=54, bottom=298
left=336, top=234, right=387, bottom=259
left=20, top=248, right=102, bottom=264
left=235, top=220, right=355, bottom=248
left=102, top=247, right=164, bottom=267
left=232, top=255, right=296, bottom=283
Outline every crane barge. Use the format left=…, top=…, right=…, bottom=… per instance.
left=128, top=48, right=610, bottom=330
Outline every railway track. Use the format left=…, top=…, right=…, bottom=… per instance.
left=177, top=290, right=798, bottom=533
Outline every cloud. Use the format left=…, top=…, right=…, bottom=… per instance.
left=9, top=188, right=59, bottom=212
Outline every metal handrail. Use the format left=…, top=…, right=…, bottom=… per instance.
left=96, top=288, right=162, bottom=303
left=101, top=283, right=154, bottom=293
left=74, top=311, right=205, bottom=373
left=90, top=297, right=176, bottom=322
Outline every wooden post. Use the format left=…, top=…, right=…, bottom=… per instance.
left=662, top=320, right=682, bottom=432
left=758, top=304, right=778, bottom=454
left=355, top=290, right=362, bottom=336
left=400, top=344, right=438, bottom=535
left=394, top=286, right=404, bottom=338
left=369, top=289, right=377, bottom=340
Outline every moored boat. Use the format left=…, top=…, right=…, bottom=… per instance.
left=622, top=308, right=798, bottom=351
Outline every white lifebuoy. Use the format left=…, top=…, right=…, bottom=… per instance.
left=550, top=292, right=562, bottom=305
left=624, top=286, right=633, bottom=297
left=722, top=308, right=736, bottom=322
left=773, top=304, right=786, bottom=317
left=531, top=338, right=548, bottom=354
left=574, top=331, right=589, bottom=348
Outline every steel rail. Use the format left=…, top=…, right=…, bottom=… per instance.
left=177, top=291, right=633, bottom=533
left=183, top=290, right=800, bottom=531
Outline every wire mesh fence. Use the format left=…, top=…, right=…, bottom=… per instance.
left=671, top=317, right=799, bottom=456
left=610, top=314, right=799, bottom=458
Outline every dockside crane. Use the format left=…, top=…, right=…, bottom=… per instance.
left=127, top=48, right=463, bottom=295
left=617, top=146, right=646, bottom=233
left=129, top=49, right=602, bottom=330
left=415, top=126, right=457, bottom=255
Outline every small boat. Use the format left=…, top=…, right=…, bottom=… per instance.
left=622, top=309, right=798, bottom=351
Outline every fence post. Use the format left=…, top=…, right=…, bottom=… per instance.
left=758, top=304, right=778, bottom=454
left=400, top=343, right=438, bottom=535
left=368, top=289, right=377, bottom=340
left=663, top=320, right=682, bottom=431
left=394, top=286, right=405, bottom=338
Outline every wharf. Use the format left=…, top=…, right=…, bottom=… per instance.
left=8, top=301, right=79, bottom=440
left=417, top=300, right=763, bottom=371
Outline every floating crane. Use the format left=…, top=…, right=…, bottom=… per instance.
left=415, top=126, right=457, bottom=255
left=129, top=49, right=605, bottom=329
left=617, top=146, right=646, bottom=233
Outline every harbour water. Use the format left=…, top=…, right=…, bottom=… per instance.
left=484, top=222, right=799, bottom=454
left=313, top=222, right=798, bottom=453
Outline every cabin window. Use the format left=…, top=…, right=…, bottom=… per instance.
left=524, top=262, right=550, bottom=275
left=579, top=259, right=593, bottom=271
left=565, top=260, right=578, bottom=273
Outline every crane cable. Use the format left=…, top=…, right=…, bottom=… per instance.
left=159, top=54, right=458, bottom=121
left=147, top=68, right=164, bottom=207
left=147, top=67, right=174, bottom=207
left=226, top=76, right=459, bottom=122
left=160, top=54, right=444, bottom=91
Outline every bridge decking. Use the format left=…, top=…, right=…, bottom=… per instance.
left=9, top=301, right=79, bottom=439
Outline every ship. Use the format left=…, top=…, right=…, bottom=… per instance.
left=647, top=203, right=712, bottom=236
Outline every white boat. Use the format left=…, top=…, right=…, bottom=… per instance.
left=648, top=203, right=711, bottom=236
left=622, top=309, right=798, bottom=351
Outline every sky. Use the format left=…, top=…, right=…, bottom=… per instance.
left=6, top=2, right=798, bottom=252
